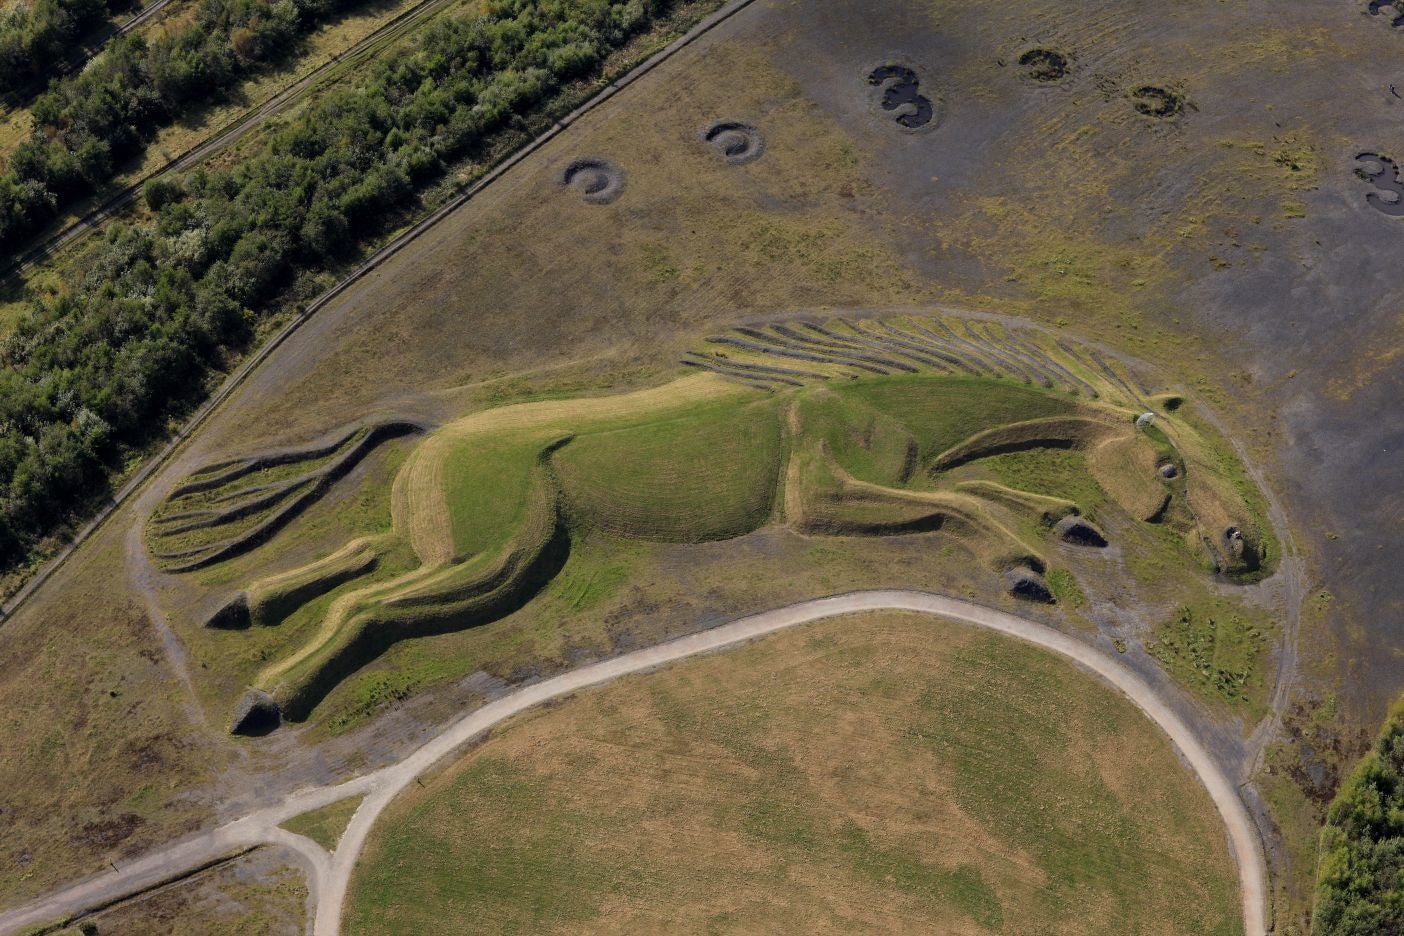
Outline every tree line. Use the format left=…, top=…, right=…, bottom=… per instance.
left=0, top=0, right=129, bottom=94
left=0, top=0, right=677, bottom=569
left=0, top=0, right=383, bottom=252
left=1313, top=698, right=1404, bottom=933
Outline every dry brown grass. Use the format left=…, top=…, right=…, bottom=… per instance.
left=348, top=611, right=1242, bottom=934
left=0, top=0, right=1310, bottom=915
left=0, top=533, right=221, bottom=906
left=64, top=846, right=305, bottom=935
left=1088, top=433, right=1166, bottom=520
left=203, top=38, right=927, bottom=447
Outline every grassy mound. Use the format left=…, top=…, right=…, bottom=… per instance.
left=161, top=328, right=1278, bottom=729
left=555, top=399, right=784, bottom=542
left=346, top=612, right=1243, bottom=934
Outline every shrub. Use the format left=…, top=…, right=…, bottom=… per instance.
left=0, top=0, right=118, bottom=91
left=142, top=175, right=183, bottom=211
left=1313, top=697, right=1404, bottom=934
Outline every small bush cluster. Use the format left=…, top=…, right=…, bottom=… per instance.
left=0, top=0, right=123, bottom=92
left=1313, top=699, right=1404, bottom=934
left=1147, top=605, right=1262, bottom=703
left=0, top=0, right=678, bottom=568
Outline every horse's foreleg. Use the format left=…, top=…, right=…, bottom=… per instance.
left=242, top=472, right=564, bottom=728
left=789, top=440, right=1053, bottom=600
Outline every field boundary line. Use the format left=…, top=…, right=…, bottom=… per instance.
left=0, top=0, right=759, bottom=624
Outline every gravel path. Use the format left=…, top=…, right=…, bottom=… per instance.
left=0, top=590, right=1268, bottom=936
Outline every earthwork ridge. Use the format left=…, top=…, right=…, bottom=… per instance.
left=688, top=314, right=1155, bottom=401
left=146, top=421, right=422, bottom=573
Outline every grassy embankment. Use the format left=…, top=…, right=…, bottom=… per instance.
left=165, top=351, right=1277, bottom=732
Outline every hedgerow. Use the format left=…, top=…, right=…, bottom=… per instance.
left=0, top=0, right=680, bottom=568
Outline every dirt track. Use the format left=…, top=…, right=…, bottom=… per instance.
left=0, top=590, right=1268, bottom=936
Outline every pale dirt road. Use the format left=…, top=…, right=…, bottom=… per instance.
left=0, top=590, right=1268, bottom=936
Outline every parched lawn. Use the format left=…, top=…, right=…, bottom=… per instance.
left=346, top=611, right=1242, bottom=935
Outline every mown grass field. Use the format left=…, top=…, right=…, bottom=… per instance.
left=347, top=611, right=1242, bottom=935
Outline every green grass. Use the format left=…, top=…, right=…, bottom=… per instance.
left=841, top=376, right=1076, bottom=464
left=1175, top=408, right=1280, bottom=578
left=975, top=449, right=1107, bottom=518
left=553, top=398, right=784, bottom=542
left=281, top=795, right=362, bottom=851
left=216, top=371, right=1279, bottom=732
left=798, top=389, right=916, bottom=486
left=1148, top=601, right=1274, bottom=713
left=1045, top=567, right=1087, bottom=608
left=443, top=431, right=558, bottom=559
left=346, top=612, right=1242, bottom=935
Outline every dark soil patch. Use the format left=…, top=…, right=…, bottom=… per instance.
left=1055, top=515, right=1108, bottom=547
left=71, top=813, right=144, bottom=849
left=702, top=121, right=764, bottom=164
left=1355, top=152, right=1404, bottom=216
left=1018, top=48, right=1068, bottom=82
left=562, top=157, right=625, bottom=204
left=867, top=64, right=934, bottom=129
left=206, top=593, right=251, bottom=630
left=1004, top=567, right=1054, bottom=603
left=1369, top=0, right=1404, bottom=28
left=230, top=689, right=282, bottom=735
left=1129, top=85, right=1184, bottom=118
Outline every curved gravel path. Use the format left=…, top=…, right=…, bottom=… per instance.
left=0, top=590, right=1268, bottom=936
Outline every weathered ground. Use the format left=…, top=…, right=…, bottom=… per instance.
left=60, top=847, right=305, bottom=936
left=0, top=0, right=1398, bottom=930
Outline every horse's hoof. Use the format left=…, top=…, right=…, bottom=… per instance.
left=1055, top=515, right=1108, bottom=548
left=231, top=689, right=281, bottom=735
left=1004, top=567, right=1055, bottom=603
left=206, top=592, right=251, bottom=629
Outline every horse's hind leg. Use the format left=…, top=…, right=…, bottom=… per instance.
left=206, top=535, right=390, bottom=631
left=239, top=474, right=564, bottom=729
